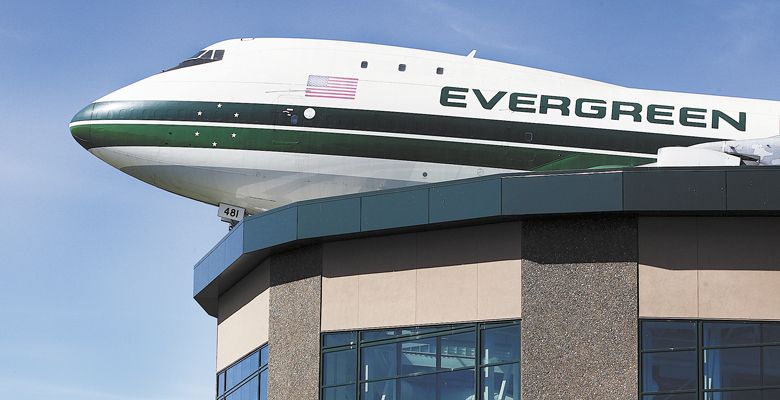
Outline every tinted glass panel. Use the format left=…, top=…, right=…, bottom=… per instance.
left=322, top=384, right=355, bottom=400
left=323, top=349, right=357, bottom=386
left=362, top=329, right=399, bottom=342
left=762, top=323, right=780, bottom=343
left=763, top=346, right=780, bottom=386
left=259, top=370, right=268, bottom=400
left=226, top=375, right=258, bottom=400
left=704, top=390, right=762, bottom=400
left=226, top=352, right=259, bottom=390
left=440, top=331, right=476, bottom=370
left=438, top=368, right=474, bottom=400
left=218, top=372, right=226, bottom=396
left=214, top=50, right=225, bottom=60
left=324, top=331, right=357, bottom=348
left=399, top=373, right=435, bottom=400
left=362, top=343, right=397, bottom=381
left=481, top=325, right=520, bottom=365
left=642, top=394, right=697, bottom=400
left=763, top=389, right=780, bottom=399
left=642, top=321, right=697, bottom=350
left=400, top=338, right=437, bottom=376
left=260, top=346, right=269, bottom=367
left=201, top=50, right=214, bottom=60
left=642, top=351, right=697, bottom=392
left=482, top=363, right=520, bottom=400
left=704, top=347, right=761, bottom=389
left=704, top=323, right=761, bottom=347
left=363, top=379, right=396, bottom=400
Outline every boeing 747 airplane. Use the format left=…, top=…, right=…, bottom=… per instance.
left=70, top=38, right=780, bottom=214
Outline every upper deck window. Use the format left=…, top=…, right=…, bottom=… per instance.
left=165, top=49, right=225, bottom=72
left=398, top=64, right=406, bottom=72
left=361, top=61, right=368, bottom=68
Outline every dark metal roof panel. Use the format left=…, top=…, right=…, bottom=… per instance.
left=193, top=166, right=780, bottom=316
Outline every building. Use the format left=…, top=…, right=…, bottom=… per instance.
left=193, top=166, right=780, bottom=400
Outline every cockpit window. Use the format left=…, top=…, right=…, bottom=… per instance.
left=164, top=49, right=225, bottom=72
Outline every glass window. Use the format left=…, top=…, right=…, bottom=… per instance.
left=400, top=338, right=437, bottom=376
left=322, top=384, right=354, bottom=400
left=324, top=331, right=356, bottom=348
left=481, top=325, right=520, bottom=365
left=323, top=348, right=357, bottom=386
left=704, top=347, right=761, bottom=389
left=218, top=372, right=226, bottom=396
left=642, top=351, right=697, bottom=392
left=201, top=50, right=214, bottom=60
left=399, top=373, right=435, bottom=400
left=764, top=346, right=780, bottom=386
left=324, top=322, right=518, bottom=400
left=704, top=390, right=762, bottom=400
left=226, top=375, right=258, bottom=400
left=704, top=322, right=761, bottom=347
left=360, top=61, right=368, bottom=68
left=398, top=64, right=406, bottom=72
left=642, top=395, right=697, bottom=400
left=214, top=50, right=225, bottom=60
left=260, top=346, right=269, bottom=368
left=226, top=352, right=260, bottom=390
left=259, top=370, right=268, bottom=400
left=762, top=323, right=780, bottom=343
left=643, top=321, right=697, bottom=350
left=362, top=343, right=397, bottom=381
left=361, top=328, right=399, bottom=342
left=482, top=363, right=520, bottom=400
left=438, top=368, right=474, bottom=400
left=363, top=379, right=396, bottom=400
left=440, top=331, right=476, bottom=370
left=436, top=67, right=444, bottom=75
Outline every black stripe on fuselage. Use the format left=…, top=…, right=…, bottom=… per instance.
left=72, top=100, right=714, bottom=154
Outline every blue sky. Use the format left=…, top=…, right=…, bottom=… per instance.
left=0, top=1, right=778, bottom=399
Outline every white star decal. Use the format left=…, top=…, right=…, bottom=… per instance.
left=217, top=103, right=222, bottom=108
left=194, top=131, right=200, bottom=136
left=233, top=112, right=240, bottom=118
left=197, top=111, right=203, bottom=116
left=212, top=142, right=217, bottom=147
left=231, top=133, right=237, bottom=138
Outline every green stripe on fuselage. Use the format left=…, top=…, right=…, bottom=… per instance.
left=72, top=122, right=652, bottom=170
left=72, top=100, right=713, bottom=155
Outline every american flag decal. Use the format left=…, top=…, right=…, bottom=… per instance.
left=305, top=75, right=358, bottom=99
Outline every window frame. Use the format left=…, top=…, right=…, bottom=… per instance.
left=321, top=320, right=520, bottom=400
left=639, top=319, right=780, bottom=400
left=217, top=342, right=269, bottom=400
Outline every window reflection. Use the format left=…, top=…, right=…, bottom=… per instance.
left=482, top=363, right=520, bottom=400
left=217, top=343, right=268, bottom=400
left=641, top=321, right=780, bottom=399
left=323, top=348, right=357, bottom=386
left=322, top=321, right=520, bottom=400
left=642, top=351, right=697, bottom=392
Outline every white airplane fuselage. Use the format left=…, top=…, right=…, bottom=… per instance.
left=70, top=38, right=780, bottom=213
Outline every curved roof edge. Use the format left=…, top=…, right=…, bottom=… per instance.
left=194, top=166, right=780, bottom=316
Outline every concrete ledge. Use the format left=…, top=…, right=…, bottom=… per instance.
left=193, top=166, right=780, bottom=316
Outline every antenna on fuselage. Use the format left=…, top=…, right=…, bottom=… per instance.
left=466, top=49, right=477, bottom=58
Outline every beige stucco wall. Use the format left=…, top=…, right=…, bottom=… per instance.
left=639, top=217, right=780, bottom=320
left=216, top=260, right=270, bottom=371
left=321, top=222, right=523, bottom=331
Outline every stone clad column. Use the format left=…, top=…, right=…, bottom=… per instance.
left=521, top=217, right=638, bottom=400
left=268, top=245, right=323, bottom=400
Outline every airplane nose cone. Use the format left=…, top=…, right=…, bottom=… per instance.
left=70, top=124, right=92, bottom=149
left=70, top=103, right=94, bottom=149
